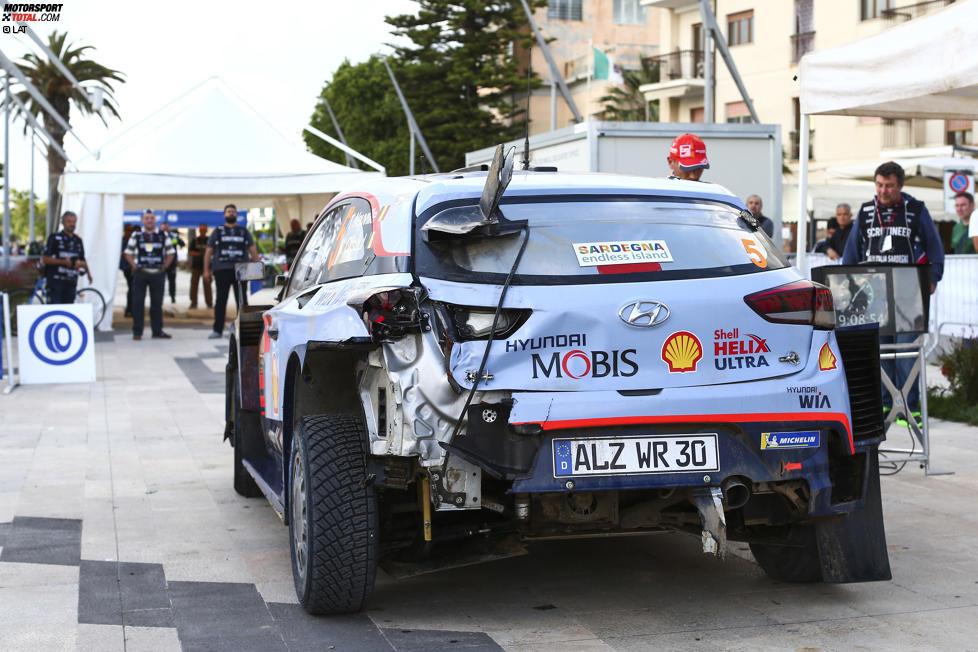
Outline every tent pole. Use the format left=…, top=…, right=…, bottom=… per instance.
left=3, top=72, right=10, bottom=273
left=29, top=132, right=35, bottom=247
left=383, top=57, right=439, bottom=172
left=518, top=0, right=583, bottom=124
left=796, top=113, right=810, bottom=271
left=703, top=27, right=712, bottom=123
left=550, top=81, right=556, bottom=131
left=409, top=132, right=415, bottom=176
left=321, top=97, right=358, bottom=169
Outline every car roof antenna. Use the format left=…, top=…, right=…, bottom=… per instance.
left=521, top=45, right=532, bottom=171
left=420, top=154, right=427, bottom=176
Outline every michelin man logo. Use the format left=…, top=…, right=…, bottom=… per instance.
left=27, top=310, right=89, bottom=366
left=761, top=431, right=820, bottom=450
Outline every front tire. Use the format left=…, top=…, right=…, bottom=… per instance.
left=289, top=414, right=378, bottom=614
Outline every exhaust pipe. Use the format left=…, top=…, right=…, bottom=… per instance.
left=721, top=477, right=751, bottom=510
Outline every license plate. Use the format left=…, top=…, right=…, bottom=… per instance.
left=552, top=434, right=719, bottom=477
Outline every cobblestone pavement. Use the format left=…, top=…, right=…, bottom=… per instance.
left=1, top=324, right=977, bottom=651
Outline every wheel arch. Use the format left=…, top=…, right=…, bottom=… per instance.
left=282, top=348, right=365, bottom=516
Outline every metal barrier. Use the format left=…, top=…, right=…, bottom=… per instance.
left=878, top=336, right=950, bottom=476
left=928, top=254, right=978, bottom=352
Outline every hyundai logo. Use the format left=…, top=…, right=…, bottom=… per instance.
left=619, top=301, right=670, bottom=328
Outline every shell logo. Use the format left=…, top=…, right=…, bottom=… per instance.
left=818, top=343, right=837, bottom=371
left=661, top=331, right=703, bottom=373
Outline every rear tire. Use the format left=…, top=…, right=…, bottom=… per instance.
left=229, top=365, right=262, bottom=498
left=289, top=414, right=378, bottom=614
left=750, top=525, right=822, bottom=582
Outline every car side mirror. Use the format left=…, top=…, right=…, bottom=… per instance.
left=275, top=274, right=288, bottom=287
left=235, top=262, right=265, bottom=281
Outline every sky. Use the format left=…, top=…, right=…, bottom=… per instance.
left=1, top=0, right=417, bottom=195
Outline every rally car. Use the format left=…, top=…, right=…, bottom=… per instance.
left=225, top=148, right=890, bottom=615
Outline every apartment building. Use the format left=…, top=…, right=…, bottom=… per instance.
left=524, top=0, right=661, bottom=134
left=639, top=0, right=969, bottom=229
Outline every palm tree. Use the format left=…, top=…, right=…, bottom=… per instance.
left=597, top=67, right=659, bottom=122
left=12, top=31, right=124, bottom=232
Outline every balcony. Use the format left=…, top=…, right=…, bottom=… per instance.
left=642, top=49, right=703, bottom=81
left=791, top=31, right=815, bottom=63
left=881, top=0, right=955, bottom=26
left=640, top=0, right=698, bottom=9
left=639, top=50, right=705, bottom=105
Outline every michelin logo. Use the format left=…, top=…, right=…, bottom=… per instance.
left=760, top=431, right=820, bottom=450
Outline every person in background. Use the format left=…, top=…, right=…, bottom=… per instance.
left=842, top=161, right=944, bottom=426
left=826, top=203, right=853, bottom=260
left=666, top=133, right=709, bottom=181
left=812, top=217, right=839, bottom=254
left=971, top=192, right=978, bottom=253
left=282, top=219, right=306, bottom=268
left=159, top=222, right=185, bottom=304
left=203, top=204, right=260, bottom=339
left=188, top=224, right=213, bottom=309
left=41, top=211, right=90, bottom=304
left=951, top=191, right=976, bottom=254
left=120, top=223, right=135, bottom=317
left=745, top=194, right=774, bottom=238
left=124, top=210, right=175, bottom=340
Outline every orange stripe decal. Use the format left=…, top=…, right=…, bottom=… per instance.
left=513, top=411, right=854, bottom=454
left=323, top=193, right=408, bottom=257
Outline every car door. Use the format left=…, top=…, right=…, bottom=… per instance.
left=261, top=203, right=348, bottom=438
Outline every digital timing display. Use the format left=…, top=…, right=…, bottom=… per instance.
left=826, top=272, right=889, bottom=328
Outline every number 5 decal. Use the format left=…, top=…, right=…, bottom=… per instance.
left=741, top=238, right=767, bottom=268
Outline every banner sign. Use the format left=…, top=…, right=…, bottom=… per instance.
left=944, top=170, right=975, bottom=215
left=17, top=304, right=96, bottom=384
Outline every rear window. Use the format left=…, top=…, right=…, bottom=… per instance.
left=415, top=197, right=788, bottom=284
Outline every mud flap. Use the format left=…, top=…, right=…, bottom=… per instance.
left=815, top=446, right=891, bottom=582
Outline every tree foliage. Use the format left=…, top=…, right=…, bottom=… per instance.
left=304, top=56, right=415, bottom=176
left=10, top=31, right=124, bottom=231
left=305, top=1, right=544, bottom=176
left=9, top=189, right=48, bottom=244
left=597, top=67, right=658, bottom=122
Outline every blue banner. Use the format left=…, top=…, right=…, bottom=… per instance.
left=123, top=209, right=249, bottom=228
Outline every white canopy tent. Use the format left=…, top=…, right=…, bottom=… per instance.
left=796, top=0, right=978, bottom=268
left=827, top=156, right=977, bottom=191
left=59, top=78, right=382, bottom=330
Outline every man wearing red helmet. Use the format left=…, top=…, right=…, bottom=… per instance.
left=667, top=133, right=709, bottom=181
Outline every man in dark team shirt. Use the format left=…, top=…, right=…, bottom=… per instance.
left=41, top=211, right=91, bottom=303
left=842, top=161, right=944, bottom=290
left=842, top=161, right=944, bottom=423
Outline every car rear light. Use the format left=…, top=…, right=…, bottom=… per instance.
left=448, top=305, right=530, bottom=341
left=745, top=280, right=835, bottom=330
left=361, top=290, right=424, bottom=341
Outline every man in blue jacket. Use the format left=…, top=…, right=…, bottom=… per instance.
left=842, top=161, right=944, bottom=423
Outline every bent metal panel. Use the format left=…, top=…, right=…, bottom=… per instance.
left=17, top=304, right=96, bottom=384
